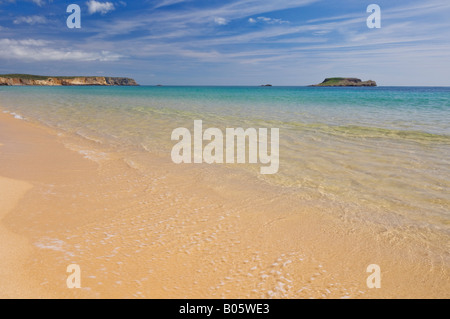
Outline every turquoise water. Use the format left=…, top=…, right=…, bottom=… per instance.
left=1, top=86, right=449, bottom=230
left=1, top=86, right=449, bottom=134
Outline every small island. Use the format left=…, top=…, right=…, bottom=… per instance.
left=0, top=74, right=139, bottom=86
left=310, top=78, right=377, bottom=87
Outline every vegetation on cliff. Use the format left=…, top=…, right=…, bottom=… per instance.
left=0, top=74, right=139, bottom=86
left=311, top=78, right=377, bottom=87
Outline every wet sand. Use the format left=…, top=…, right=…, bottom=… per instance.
left=0, top=112, right=448, bottom=299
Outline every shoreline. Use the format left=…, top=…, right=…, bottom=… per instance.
left=0, top=111, right=448, bottom=298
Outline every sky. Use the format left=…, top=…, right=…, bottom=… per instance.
left=0, top=0, right=449, bottom=86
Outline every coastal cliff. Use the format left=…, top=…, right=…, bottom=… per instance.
left=311, top=78, right=377, bottom=87
left=0, top=74, right=138, bottom=86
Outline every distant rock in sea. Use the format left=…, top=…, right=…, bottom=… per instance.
left=311, top=78, right=377, bottom=87
left=260, top=84, right=272, bottom=87
left=0, top=74, right=139, bottom=86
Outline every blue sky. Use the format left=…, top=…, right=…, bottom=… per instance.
left=0, top=0, right=449, bottom=85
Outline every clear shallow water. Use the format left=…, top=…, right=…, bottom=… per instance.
left=1, top=86, right=449, bottom=230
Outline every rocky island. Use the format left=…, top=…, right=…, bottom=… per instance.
left=311, top=78, right=377, bottom=87
left=0, top=74, right=139, bottom=86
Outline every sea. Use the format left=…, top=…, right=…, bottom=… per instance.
left=1, top=85, right=449, bottom=237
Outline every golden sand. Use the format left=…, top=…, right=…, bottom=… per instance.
left=0, top=112, right=448, bottom=299
left=0, top=176, right=37, bottom=298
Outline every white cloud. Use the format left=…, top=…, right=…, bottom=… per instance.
left=31, top=0, right=45, bottom=6
left=154, top=0, right=190, bottom=9
left=13, top=15, right=47, bottom=25
left=249, top=16, right=289, bottom=24
left=86, top=0, right=115, bottom=15
left=0, top=38, right=122, bottom=62
left=30, top=0, right=53, bottom=6
left=214, top=17, right=228, bottom=25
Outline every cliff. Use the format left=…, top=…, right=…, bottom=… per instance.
left=0, top=74, right=138, bottom=86
left=311, top=78, right=377, bottom=87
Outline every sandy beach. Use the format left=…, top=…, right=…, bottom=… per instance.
left=1, top=0, right=449, bottom=302
left=0, top=175, right=35, bottom=298
left=0, top=110, right=448, bottom=299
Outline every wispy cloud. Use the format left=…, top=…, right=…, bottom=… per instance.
left=249, top=16, right=289, bottom=24
left=13, top=15, right=47, bottom=25
left=154, top=0, right=190, bottom=9
left=31, top=0, right=49, bottom=6
left=90, top=0, right=320, bottom=36
left=0, top=38, right=122, bottom=62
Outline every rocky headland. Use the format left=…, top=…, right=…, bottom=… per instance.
left=0, top=74, right=139, bottom=86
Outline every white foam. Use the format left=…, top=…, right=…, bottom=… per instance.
left=10, top=112, right=24, bottom=120
left=78, top=149, right=108, bottom=162
left=75, top=131, right=103, bottom=144
left=34, top=238, right=65, bottom=252
left=34, top=238, right=74, bottom=256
